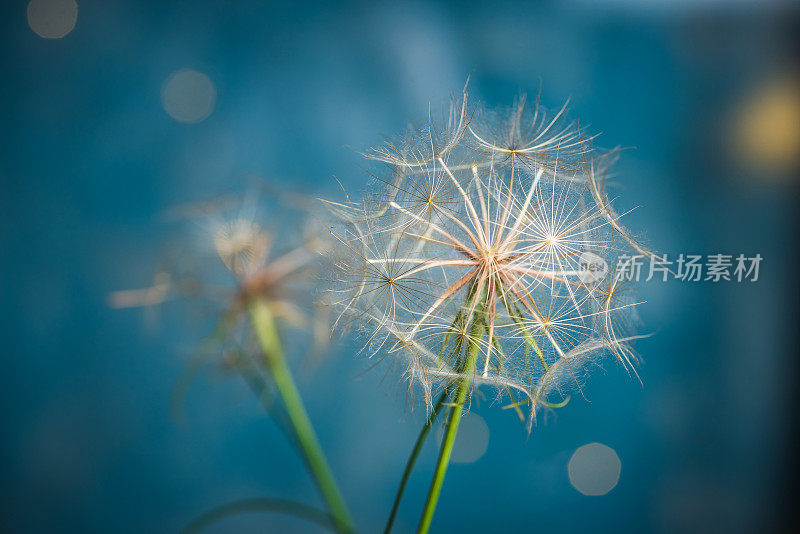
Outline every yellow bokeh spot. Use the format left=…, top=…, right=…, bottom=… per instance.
left=734, top=77, right=800, bottom=174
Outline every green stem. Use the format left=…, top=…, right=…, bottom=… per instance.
left=416, top=320, right=484, bottom=534
left=383, top=389, right=450, bottom=534
left=249, top=298, right=355, bottom=534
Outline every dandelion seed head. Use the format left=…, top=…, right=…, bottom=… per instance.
left=326, top=87, right=651, bottom=426
left=112, top=186, right=334, bottom=370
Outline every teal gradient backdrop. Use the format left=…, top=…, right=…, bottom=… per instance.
left=1, top=1, right=798, bottom=532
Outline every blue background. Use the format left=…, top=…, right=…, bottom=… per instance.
left=2, top=1, right=798, bottom=532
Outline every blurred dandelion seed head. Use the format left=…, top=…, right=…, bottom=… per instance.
left=325, top=87, right=650, bottom=425
left=111, top=186, right=334, bottom=366
left=213, top=219, right=270, bottom=278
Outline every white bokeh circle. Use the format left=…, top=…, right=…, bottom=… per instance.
left=436, top=412, right=490, bottom=464
left=568, top=442, right=622, bottom=496
left=161, top=69, right=217, bottom=124
left=27, top=0, right=78, bottom=39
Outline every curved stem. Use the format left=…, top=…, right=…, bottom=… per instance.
left=383, top=389, right=450, bottom=534
left=416, top=321, right=484, bottom=534
left=249, top=298, right=355, bottom=534
left=182, top=497, right=334, bottom=533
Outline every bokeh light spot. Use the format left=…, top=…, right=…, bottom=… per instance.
left=734, top=77, right=800, bottom=175
left=568, top=442, right=621, bottom=496
left=27, top=0, right=78, bottom=39
left=161, top=69, right=216, bottom=124
left=436, top=412, right=489, bottom=464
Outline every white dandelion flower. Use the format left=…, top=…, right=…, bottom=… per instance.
left=326, top=87, right=649, bottom=426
